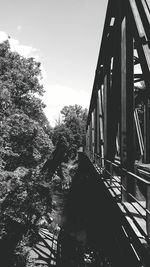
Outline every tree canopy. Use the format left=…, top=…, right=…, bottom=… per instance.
left=0, top=40, right=53, bottom=172
left=0, top=40, right=53, bottom=266
left=52, top=104, right=87, bottom=159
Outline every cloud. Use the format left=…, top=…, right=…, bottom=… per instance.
left=0, top=30, right=47, bottom=84
left=0, top=30, right=47, bottom=93
left=17, top=25, right=22, bottom=31
left=0, top=31, right=38, bottom=58
left=0, top=31, right=8, bottom=43
left=9, top=38, right=38, bottom=58
left=42, top=84, right=90, bottom=127
left=0, top=30, right=48, bottom=79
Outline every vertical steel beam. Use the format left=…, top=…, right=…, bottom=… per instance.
left=94, top=97, right=98, bottom=155
left=103, top=67, right=111, bottom=160
left=98, top=88, right=104, bottom=159
left=87, top=124, right=89, bottom=154
left=146, top=184, right=150, bottom=237
left=109, top=53, right=121, bottom=161
left=96, top=90, right=100, bottom=156
left=86, top=125, right=90, bottom=156
left=121, top=11, right=135, bottom=201
left=89, top=119, right=92, bottom=159
left=91, top=111, right=95, bottom=160
left=144, top=99, right=150, bottom=163
left=103, top=17, right=121, bottom=163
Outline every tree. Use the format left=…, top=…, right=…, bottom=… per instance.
left=0, top=40, right=53, bottom=171
left=0, top=41, right=44, bottom=116
left=0, top=172, right=52, bottom=267
left=0, top=40, right=53, bottom=266
left=53, top=105, right=87, bottom=159
left=0, top=113, right=53, bottom=170
left=61, top=104, right=87, bottom=148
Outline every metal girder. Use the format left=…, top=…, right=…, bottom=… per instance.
left=86, top=0, right=150, bottom=204
left=98, top=88, right=104, bottom=158
left=128, top=0, right=150, bottom=92
left=144, top=99, right=150, bottom=162
left=120, top=4, right=135, bottom=200
left=84, top=0, right=150, bottom=248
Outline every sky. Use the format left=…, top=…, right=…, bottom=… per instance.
left=0, top=0, right=108, bottom=126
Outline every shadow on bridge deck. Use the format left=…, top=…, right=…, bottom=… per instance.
left=57, top=152, right=150, bottom=267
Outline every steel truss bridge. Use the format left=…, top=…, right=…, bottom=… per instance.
left=85, top=0, right=150, bottom=266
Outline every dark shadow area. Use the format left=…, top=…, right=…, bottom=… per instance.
left=41, top=137, right=67, bottom=181
left=0, top=218, right=27, bottom=267
left=56, top=153, right=144, bottom=267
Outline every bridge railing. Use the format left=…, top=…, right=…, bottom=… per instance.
left=87, top=152, right=150, bottom=241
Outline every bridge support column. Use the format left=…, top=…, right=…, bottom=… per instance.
left=86, top=125, right=90, bottom=157
left=96, top=90, right=100, bottom=157
left=94, top=102, right=98, bottom=156
left=91, top=111, right=95, bottom=161
left=89, top=119, right=92, bottom=160
left=103, top=62, right=111, bottom=161
left=98, top=88, right=104, bottom=164
left=144, top=99, right=150, bottom=163
left=121, top=11, right=135, bottom=202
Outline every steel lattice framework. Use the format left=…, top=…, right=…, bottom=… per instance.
left=86, top=0, right=150, bottom=234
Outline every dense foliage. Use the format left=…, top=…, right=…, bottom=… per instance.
left=0, top=41, right=53, bottom=171
left=0, top=40, right=88, bottom=266
left=52, top=104, right=87, bottom=159
left=0, top=40, right=53, bottom=266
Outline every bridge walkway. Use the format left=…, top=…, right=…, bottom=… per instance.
left=95, top=165, right=147, bottom=243
left=88, top=153, right=150, bottom=267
